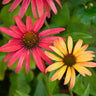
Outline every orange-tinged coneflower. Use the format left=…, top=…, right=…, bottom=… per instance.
left=45, top=36, right=96, bottom=89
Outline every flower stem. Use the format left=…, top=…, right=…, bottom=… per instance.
left=44, top=75, right=52, bottom=96
left=69, top=88, right=73, bottom=96
left=45, top=19, right=49, bottom=29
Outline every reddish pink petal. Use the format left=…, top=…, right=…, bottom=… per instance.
left=36, top=47, right=52, bottom=65
left=40, top=36, right=65, bottom=43
left=10, top=25, right=23, bottom=36
left=47, top=0, right=57, bottom=14
left=32, top=48, right=45, bottom=74
left=19, top=0, right=30, bottom=18
left=33, top=14, right=47, bottom=33
left=8, top=38, right=21, bottom=44
left=36, top=0, right=44, bottom=17
left=26, top=16, right=33, bottom=32
left=25, top=49, right=31, bottom=74
left=0, top=27, right=20, bottom=38
left=14, top=15, right=27, bottom=33
left=8, top=0, right=22, bottom=12
left=38, top=42, right=52, bottom=51
left=7, top=48, right=25, bottom=67
left=55, top=0, right=62, bottom=8
left=15, top=51, right=26, bottom=73
left=43, top=0, right=50, bottom=18
left=31, top=0, right=37, bottom=19
left=2, top=0, right=11, bottom=4
left=4, top=52, right=15, bottom=63
left=38, top=28, right=65, bottom=37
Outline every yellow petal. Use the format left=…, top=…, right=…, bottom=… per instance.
left=58, top=65, right=67, bottom=80
left=73, top=64, right=92, bottom=76
left=70, top=67, right=75, bottom=89
left=45, top=62, right=64, bottom=73
left=64, top=66, right=71, bottom=85
left=68, top=36, right=73, bottom=54
left=59, top=37, right=68, bottom=55
left=73, top=39, right=83, bottom=54
left=45, top=51, right=63, bottom=61
left=49, top=46, right=64, bottom=57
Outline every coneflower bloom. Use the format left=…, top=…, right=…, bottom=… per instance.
left=0, top=14, right=65, bottom=74
left=2, top=0, right=62, bottom=18
left=45, top=36, right=96, bottom=89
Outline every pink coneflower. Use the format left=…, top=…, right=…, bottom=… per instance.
left=0, top=14, right=65, bottom=74
left=2, top=0, right=62, bottom=18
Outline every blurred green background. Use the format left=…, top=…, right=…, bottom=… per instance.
left=0, top=0, right=96, bottom=96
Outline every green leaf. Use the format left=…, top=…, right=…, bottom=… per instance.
left=53, top=94, right=69, bottom=96
left=50, top=3, right=70, bottom=27
left=16, top=90, right=30, bottom=96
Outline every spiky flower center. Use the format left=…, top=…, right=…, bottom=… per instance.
left=63, top=54, right=76, bottom=66
left=22, top=32, right=38, bottom=49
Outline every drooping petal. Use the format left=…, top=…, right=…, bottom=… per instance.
left=49, top=46, right=64, bottom=57
left=38, top=28, right=65, bottom=37
left=19, top=0, right=30, bottom=18
left=68, top=36, right=73, bottom=54
left=14, top=15, right=27, bottom=33
left=25, top=49, right=31, bottom=74
left=70, top=67, right=75, bottom=89
left=7, top=48, right=25, bottom=67
left=36, top=47, right=52, bottom=65
left=36, top=0, right=44, bottom=17
left=33, top=14, right=47, bottom=33
left=73, top=39, right=83, bottom=55
left=31, top=0, right=37, bottom=19
left=64, top=66, right=71, bottom=85
left=9, top=0, right=22, bottom=12
left=2, top=0, right=11, bottom=4
left=4, top=52, right=16, bottom=63
left=46, top=62, right=64, bottom=72
left=45, top=51, right=63, bottom=61
left=55, top=0, right=62, bottom=8
left=15, top=51, right=26, bottom=73
left=47, top=0, right=57, bottom=14
left=32, top=48, right=45, bottom=74
left=26, top=16, right=33, bottom=32
left=0, top=27, right=20, bottom=38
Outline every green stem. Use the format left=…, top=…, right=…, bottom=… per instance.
left=44, top=75, right=52, bottom=96
left=44, top=19, right=49, bottom=29
left=69, top=88, right=73, bottom=96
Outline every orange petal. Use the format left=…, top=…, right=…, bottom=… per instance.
left=49, top=46, right=64, bottom=57
left=64, top=66, right=71, bottom=85
left=59, top=37, right=68, bottom=55
left=45, top=62, right=64, bottom=73
left=45, top=51, right=63, bottom=61
left=70, top=67, right=75, bottom=89
left=68, top=36, right=73, bottom=54
left=73, top=39, right=83, bottom=54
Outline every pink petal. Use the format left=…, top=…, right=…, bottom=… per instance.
left=55, top=0, right=62, bottom=8
left=2, top=0, right=11, bottom=4
left=32, top=48, right=45, bottom=74
left=43, top=0, right=50, bottom=18
left=36, top=47, right=52, bottom=65
left=26, top=16, right=33, bottom=32
left=40, top=36, right=65, bottom=43
left=8, top=38, right=21, bottom=44
left=10, top=25, right=23, bottom=36
left=8, top=0, right=22, bottom=12
left=0, top=27, right=20, bottom=38
left=15, top=51, right=26, bottom=73
left=7, top=48, right=25, bottom=67
left=36, top=0, right=44, bottom=17
left=25, top=49, right=31, bottom=74
left=38, top=42, right=52, bottom=51
left=4, top=52, right=16, bottom=63
left=38, top=28, right=65, bottom=37
left=31, top=0, right=37, bottom=19
left=14, top=15, right=27, bottom=33
left=33, top=13, right=47, bottom=33
left=47, top=0, right=57, bottom=14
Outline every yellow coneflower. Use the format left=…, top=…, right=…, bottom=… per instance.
left=45, top=36, right=96, bottom=89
